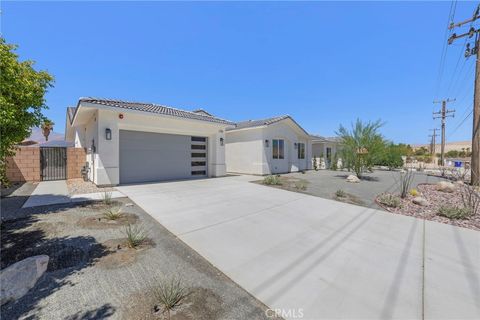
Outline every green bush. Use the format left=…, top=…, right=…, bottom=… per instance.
left=263, top=175, right=281, bottom=185
left=377, top=193, right=401, bottom=208
left=335, top=189, right=346, bottom=198
left=124, top=224, right=147, bottom=248
left=438, top=206, right=472, bottom=219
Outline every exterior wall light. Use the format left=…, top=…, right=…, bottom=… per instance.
left=294, top=142, right=298, bottom=149
left=220, top=137, right=224, bottom=146
left=105, top=128, right=112, bottom=140
left=265, top=139, right=269, bottom=147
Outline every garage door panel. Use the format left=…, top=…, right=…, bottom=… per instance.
left=120, top=130, right=202, bottom=184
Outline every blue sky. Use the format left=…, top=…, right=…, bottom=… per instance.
left=2, top=1, right=477, bottom=144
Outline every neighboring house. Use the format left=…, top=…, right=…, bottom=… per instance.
left=65, top=98, right=234, bottom=186
left=311, top=135, right=342, bottom=168
left=225, top=116, right=312, bottom=175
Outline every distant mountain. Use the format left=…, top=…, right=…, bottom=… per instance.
left=26, top=127, right=64, bottom=143
left=412, top=140, right=471, bottom=153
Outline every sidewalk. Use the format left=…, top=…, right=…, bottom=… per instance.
left=22, top=181, right=124, bottom=208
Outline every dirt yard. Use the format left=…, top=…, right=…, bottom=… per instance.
left=0, top=197, right=272, bottom=320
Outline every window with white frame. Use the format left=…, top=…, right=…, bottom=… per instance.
left=297, top=143, right=305, bottom=159
left=272, top=139, right=284, bottom=159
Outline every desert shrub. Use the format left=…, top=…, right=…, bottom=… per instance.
left=294, top=180, right=307, bottom=191
left=124, top=224, right=147, bottom=248
left=458, top=183, right=480, bottom=216
left=331, top=153, right=338, bottom=171
left=263, top=175, right=281, bottom=185
left=409, top=189, right=419, bottom=197
left=102, top=191, right=113, bottom=205
left=152, top=277, right=190, bottom=320
left=313, top=156, right=318, bottom=171
left=103, top=206, right=123, bottom=220
left=395, top=170, right=415, bottom=199
left=438, top=206, right=472, bottom=219
left=335, top=189, right=346, bottom=198
left=378, top=193, right=401, bottom=208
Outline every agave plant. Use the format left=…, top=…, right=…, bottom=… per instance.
left=152, top=277, right=190, bottom=320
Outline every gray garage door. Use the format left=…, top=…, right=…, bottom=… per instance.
left=119, top=130, right=207, bottom=184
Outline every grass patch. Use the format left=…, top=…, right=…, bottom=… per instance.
left=438, top=206, right=472, bottom=220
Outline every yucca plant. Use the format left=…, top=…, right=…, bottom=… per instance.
left=103, top=206, right=123, bottom=220
left=123, top=224, right=147, bottom=248
left=152, top=277, right=190, bottom=320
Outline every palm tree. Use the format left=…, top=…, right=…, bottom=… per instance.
left=41, top=120, right=54, bottom=141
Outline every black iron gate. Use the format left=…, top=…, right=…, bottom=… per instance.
left=40, top=147, right=67, bottom=181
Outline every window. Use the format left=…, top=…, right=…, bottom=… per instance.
left=191, top=153, right=206, bottom=158
left=297, top=143, right=305, bottom=159
left=272, top=139, right=284, bottom=159
left=326, top=147, right=332, bottom=160
left=191, top=144, right=206, bottom=150
left=192, top=170, right=206, bottom=175
left=191, top=136, right=206, bottom=142
left=191, top=161, right=206, bottom=167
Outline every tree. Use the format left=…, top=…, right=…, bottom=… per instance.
left=0, top=38, right=54, bottom=185
left=41, top=119, right=55, bottom=141
left=376, top=143, right=405, bottom=170
left=336, top=119, right=385, bottom=178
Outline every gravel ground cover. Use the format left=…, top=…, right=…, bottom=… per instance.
left=376, top=183, right=480, bottom=231
left=67, top=178, right=116, bottom=195
left=1, top=197, right=273, bottom=320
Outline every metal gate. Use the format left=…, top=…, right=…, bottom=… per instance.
left=40, top=147, right=67, bottom=181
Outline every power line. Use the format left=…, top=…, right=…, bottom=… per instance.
left=448, top=108, right=473, bottom=138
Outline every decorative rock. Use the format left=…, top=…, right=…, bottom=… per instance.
left=412, top=197, right=429, bottom=206
left=346, top=175, right=360, bottom=183
left=436, top=181, right=456, bottom=193
left=0, top=255, right=49, bottom=305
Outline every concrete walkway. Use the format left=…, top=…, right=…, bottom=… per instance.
left=22, top=181, right=125, bottom=208
left=117, top=176, right=480, bottom=320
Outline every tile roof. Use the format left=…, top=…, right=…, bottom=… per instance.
left=310, top=134, right=342, bottom=143
left=227, top=115, right=291, bottom=131
left=76, top=98, right=234, bottom=125
left=227, top=115, right=310, bottom=136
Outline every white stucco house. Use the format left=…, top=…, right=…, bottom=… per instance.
left=311, top=135, right=343, bottom=169
left=225, top=116, right=312, bottom=175
left=65, top=98, right=233, bottom=186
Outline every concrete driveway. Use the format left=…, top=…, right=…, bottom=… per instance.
left=117, top=176, right=480, bottom=320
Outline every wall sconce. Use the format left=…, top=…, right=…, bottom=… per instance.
left=220, top=137, right=224, bottom=146
left=294, top=143, right=298, bottom=149
left=265, top=139, right=269, bottom=147
left=105, top=128, right=112, bottom=140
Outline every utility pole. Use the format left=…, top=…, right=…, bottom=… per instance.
left=433, top=99, right=455, bottom=166
left=429, top=128, right=439, bottom=156
left=448, top=5, right=480, bottom=184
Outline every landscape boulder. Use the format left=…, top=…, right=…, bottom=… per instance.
left=0, top=255, right=49, bottom=305
left=436, top=181, right=456, bottom=193
left=346, top=175, right=360, bottom=183
left=412, top=197, right=429, bottom=207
